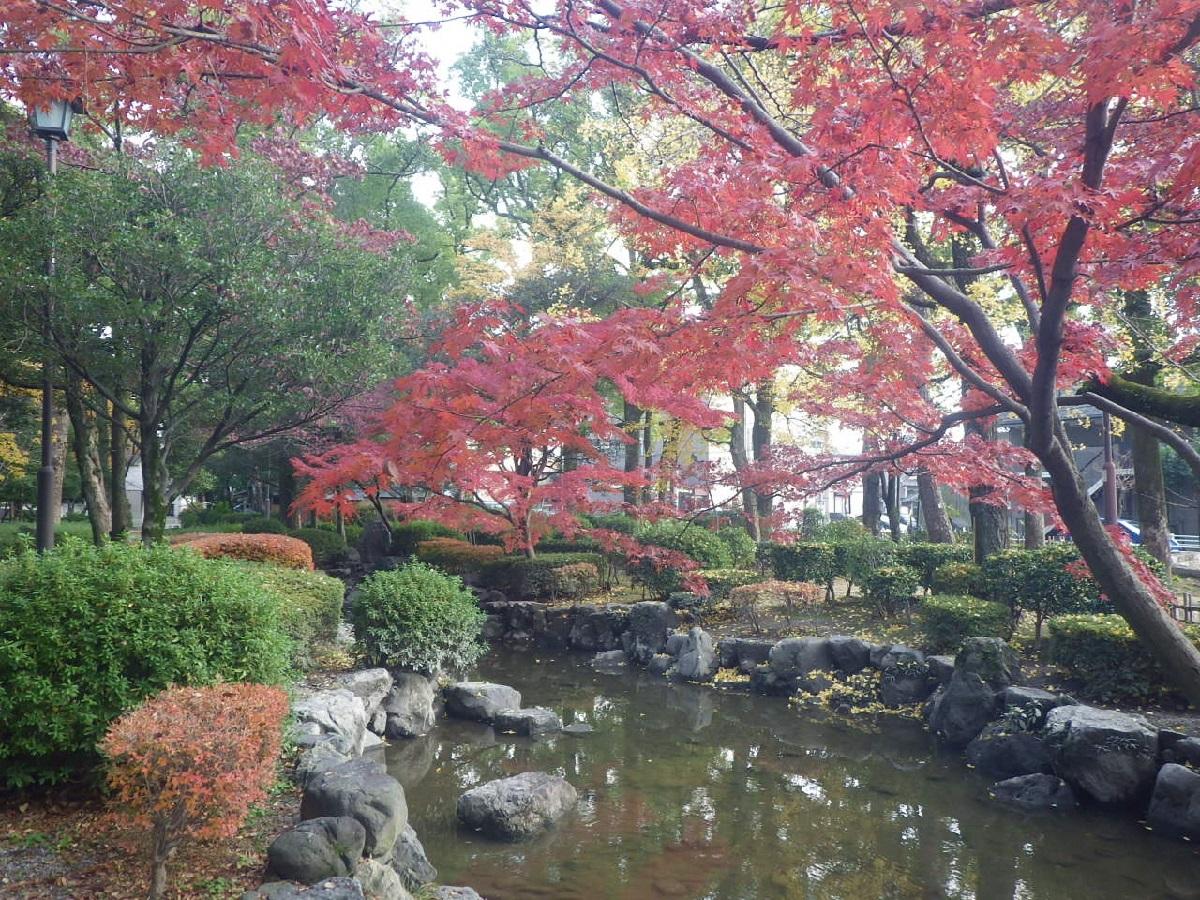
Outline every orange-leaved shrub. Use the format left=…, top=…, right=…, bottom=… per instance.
left=183, top=533, right=314, bottom=570
left=101, top=683, right=289, bottom=900
left=415, top=537, right=504, bottom=575
left=730, top=580, right=825, bottom=633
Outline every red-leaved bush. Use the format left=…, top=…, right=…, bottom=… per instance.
left=100, top=683, right=289, bottom=900
left=183, top=533, right=315, bottom=570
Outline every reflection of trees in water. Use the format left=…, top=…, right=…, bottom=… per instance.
left=403, top=653, right=1191, bottom=899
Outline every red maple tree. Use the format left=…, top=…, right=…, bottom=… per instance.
left=8, top=0, right=1200, bottom=698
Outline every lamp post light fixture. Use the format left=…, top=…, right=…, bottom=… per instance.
left=29, top=99, right=74, bottom=553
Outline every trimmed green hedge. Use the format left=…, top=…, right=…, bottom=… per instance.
left=635, top=520, right=733, bottom=569
left=894, top=542, right=973, bottom=592
left=766, top=542, right=836, bottom=591
left=0, top=540, right=291, bottom=788
left=479, top=552, right=607, bottom=600
left=289, top=526, right=349, bottom=568
left=930, top=561, right=985, bottom=597
left=391, top=519, right=466, bottom=558
left=242, top=516, right=291, bottom=535
left=1049, top=613, right=1200, bottom=704
left=864, top=564, right=920, bottom=617
left=920, top=594, right=1010, bottom=652
left=983, top=545, right=1099, bottom=639
left=237, top=561, right=344, bottom=663
left=698, top=568, right=766, bottom=601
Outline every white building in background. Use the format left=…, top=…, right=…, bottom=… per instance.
left=124, top=459, right=191, bottom=530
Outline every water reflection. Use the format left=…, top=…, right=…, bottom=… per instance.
left=389, top=650, right=1200, bottom=899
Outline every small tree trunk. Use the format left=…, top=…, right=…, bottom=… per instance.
left=729, top=395, right=760, bottom=540
left=884, top=473, right=902, bottom=542
left=49, top=408, right=68, bottom=527
left=110, top=405, right=131, bottom=540
left=751, top=380, right=774, bottom=523
left=65, top=374, right=111, bottom=543
left=1132, top=424, right=1172, bottom=574
left=917, top=469, right=954, bottom=542
left=147, top=818, right=171, bottom=900
left=622, top=399, right=643, bottom=506
left=139, top=428, right=169, bottom=545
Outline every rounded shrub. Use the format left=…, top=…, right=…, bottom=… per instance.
left=351, top=561, right=486, bottom=675
left=183, top=532, right=314, bottom=570
left=415, top=537, right=505, bottom=576
left=391, top=519, right=466, bottom=558
left=930, top=561, right=985, bottom=597
left=982, top=544, right=1099, bottom=640
left=767, top=543, right=836, bottom=594
left=920, top=594, right=1011, bottom=652
left=236, top=561, right=345, bottom=664
left=895, top=542, right=973, bottom=592
left=635, top=520, right=734, bottom=569
left=1049, top=613, right=1200, bottom=704
left=479, top=552, right=607, bottom=599
left=864, top=565, right=921, bottom=617
left=0, top=540, right=291, bottom=788
left=550, top=562, right=600, bottom=601
left=289, top=526, right=349, bottom=568
left=715, top=525, right=757, bottom=568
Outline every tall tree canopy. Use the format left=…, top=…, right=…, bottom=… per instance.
left=7, top=0, right=1200, bottom=696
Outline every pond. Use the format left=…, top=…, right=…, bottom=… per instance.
left=388, top=649, right=1200, bottom=899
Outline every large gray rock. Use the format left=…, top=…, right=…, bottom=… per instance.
left=647, top=653, right=673, bottom=675
left=724, top=638, right=774, bottom=674
left=769, top=637, right=833, bottom=679
left=301, top=759, right=407, bottom=858
left=880, top=666, right=937, bottom=708
left=926, top=673, right=997, bottom=748
left=383, top=673, right=438, bottom=739
left=427, top=890, right=483, bottom=900
left=674, top=627, right=718, bottom=682
left=388, top=824, right=437, bottom=892
left=295, top=734, right=355, bottom=790
left=1147, top=763, right=1200, bottom=840
left=267, top=817, right=366, bottom=884
left=1000, top=685, right=1075, bottom=715
left=243, top=879, right=366, bottom=900
left=622, top=601, right=674, bottom=665
left=457, top=771, right=578, bottom=840
left=335, top=669, right=394, bottom=724
left=294, top=689, right=369, bottom=757
left=827, top=636, right=872, bottom=674
left=927, top=655, right=955, bottom=686
left=665, top=632, right=688, bottom=657
left=876, top=645, right=925, bottom=670
left=965, top=724, right=1053, bottom=780
left=749, top=664, right=798, bottom=697
left=1043, top=705, right=1158, bottom=805
left=355, top=858, right=412, bottom=900
left=955, top=638, right=1020, bottom=690
left=443, top=682, right=521, bottom=723
left=568, top=604, right=629, bottom=651
left=591, top=650, right=628, bottom=672
left=990, top=774, right=1076, bottom=811
left=494, top=707, right=563, bottom=737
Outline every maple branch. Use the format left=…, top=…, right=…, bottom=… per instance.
left=1069, top=393, right=1200, bottom=482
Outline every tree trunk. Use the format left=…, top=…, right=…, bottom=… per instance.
left=65, top=374, right=111, bottom=543
left=622, top=399, right=642, bottom=506
left=1131, top=424, right=1172, bottom=574
left=641, top=409, right=654, bottom=505
left=110, top=405, right=131, bottom=540
left=49, top=408, right=68, bottom=527
left=884, top=473, right=902, bottom=541
left=1041, top=436, right=1200, bottom=704
left=139, top=423, right=169, bottom=545
left=917, top=469, right=954, bottom=542
left=862, top=434, right=882, bottom=535
left=970, top=487, right=1009, bottom=562
left=751, top=380, right=774, bottom=522
left=729, top=395, right=760, bottom=540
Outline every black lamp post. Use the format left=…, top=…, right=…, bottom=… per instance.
left=29, top=99, right=73, bottom=553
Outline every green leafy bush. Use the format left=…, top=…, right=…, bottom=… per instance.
left=583, top=512, right=638, bottom=534
left=920, top=594, right=1011, bottom=651
left=416, top=538, right=505, bottom=576
left=289, top=526, right=349, bottom=568
left=930, top=561, right=985, bottom=597
left=1049, top=614, right=1200, bottom=704
left=0, top=540, right=290, bottom=788
left=835, top=534, right=897, bottom=596
left=391, top=519, right=466, bottom=558
left=894, top=543, right=973, bottom=593
left=479, top=552, right=607, bottom=599
left=536, top=538, right=602, bottom=554
left=351, top=562, right=485, bottom=675
left=179, top=501, right=252, bottom=528
left=635, top=520, right=733, bottom=569
left=863, top=564, right=920, bottom=618
left=983, top=545, right=1099, bottom=641
left=242, top=516, right=290, bottom=535
left=236, top=561, right=344, bottom=663
left=766, top=543, right=835, bottom=597
left=716, top=526, right=757, bottom=568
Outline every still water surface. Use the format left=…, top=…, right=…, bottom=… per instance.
left=387, top=649, right=1200, bottom=899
